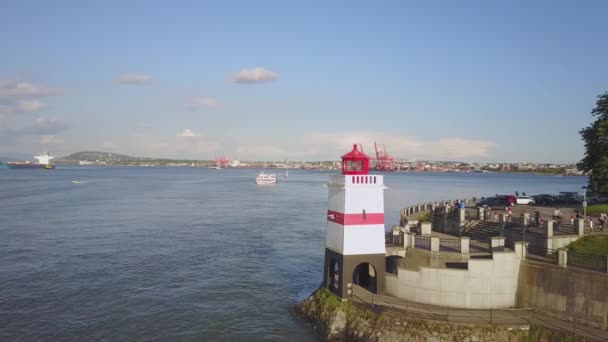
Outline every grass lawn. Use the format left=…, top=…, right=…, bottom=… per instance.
left=566, top=235, right=608, bottom=256
left=583, top=204, right=608, bottom=216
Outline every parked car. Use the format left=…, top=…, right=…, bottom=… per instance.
left=516, top=195, right=535, bottom=205
left=496, top=195, right=517, bottom=206
left=476, top=197, right=513, bottom=209
left=532, top=194, right=555, bottom=205
left=588, top=194, right=608, bottom=204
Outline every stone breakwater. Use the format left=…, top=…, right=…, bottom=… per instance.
left=292, top=288, right=575, bottom=342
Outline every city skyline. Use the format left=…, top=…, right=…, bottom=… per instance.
left=1, top=1, right=607, bottom=163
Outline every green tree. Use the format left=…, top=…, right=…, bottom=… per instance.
left=578, top=92, right=608, bottom=193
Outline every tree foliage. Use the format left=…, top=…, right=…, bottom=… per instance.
left=578, top=92, right=608, bottom=193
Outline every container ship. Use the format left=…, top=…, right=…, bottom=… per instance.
left=5, top=153, right=56, bottom=170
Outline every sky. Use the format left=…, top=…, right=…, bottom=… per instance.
left=1, top=1, right=607, bottom=163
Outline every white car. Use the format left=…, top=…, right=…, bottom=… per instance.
left=516, top=196, right=535, bottom=205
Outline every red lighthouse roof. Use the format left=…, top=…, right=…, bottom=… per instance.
left=341, top=144, right=370, bottom=175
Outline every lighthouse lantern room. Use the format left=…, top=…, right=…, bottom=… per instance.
left=324, top=144, right=387, bottom=298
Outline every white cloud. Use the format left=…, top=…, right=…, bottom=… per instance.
left=229, top=67, right=279, bottom=84
left=177, top=128, right=199, bottom=137
left=16, top=100, right=48, bottom=113
left=189, top=95, right=220, bottom=109
left=0, top=80, right=62, bottom=99
left=116, top=73, right=153, bottom=85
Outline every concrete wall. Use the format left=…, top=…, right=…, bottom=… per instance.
left=503, top=227, right=580, bottom=250
left=385, top=251, right=522, bottom=309
left=516, top=261, right=608, bottom=330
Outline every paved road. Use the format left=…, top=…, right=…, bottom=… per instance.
left=351, top=286, right=608, bottom=341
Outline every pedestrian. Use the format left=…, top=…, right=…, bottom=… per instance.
left=600, top=213, right=608, bottom=231
left=575, top=210, right=582, bottom=219
left=515, top=190, right=519, bottom=197
left=534, top=209, right=540, bottom=227
left=553, top=208, right=562, bottom=224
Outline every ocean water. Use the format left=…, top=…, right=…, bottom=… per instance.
left=0, top=167, right=586, bottom=341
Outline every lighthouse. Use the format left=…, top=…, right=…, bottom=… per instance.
left=323, top=144, right=386, bottom=298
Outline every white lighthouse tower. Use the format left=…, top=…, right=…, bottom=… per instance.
left=324, top=144, right=386, bottom=297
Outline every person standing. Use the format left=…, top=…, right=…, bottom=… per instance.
left=534, top=209, right=540, bottom=227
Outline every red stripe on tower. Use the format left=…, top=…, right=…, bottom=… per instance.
left=327, top=210, right=384, bottom=225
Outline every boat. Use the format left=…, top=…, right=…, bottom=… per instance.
left=7, top=153, right=55, bottom=169
left=208, top=166, right=221, bottom=170
left=256, top=171, right=277, bottom=185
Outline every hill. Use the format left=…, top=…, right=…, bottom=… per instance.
left=57, top=151, right=140, bottom=163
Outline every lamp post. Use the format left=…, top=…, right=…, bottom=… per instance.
left=582, top=186, right=588, bottom=219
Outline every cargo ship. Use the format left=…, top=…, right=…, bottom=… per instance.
left=6, top=153, right=56, bottom=170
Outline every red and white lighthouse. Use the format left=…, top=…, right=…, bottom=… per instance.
left=324, top=144, right=386, bottom=297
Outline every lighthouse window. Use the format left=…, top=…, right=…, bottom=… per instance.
left=374, top=176, right=376, bottom=184
left=352, top=176, right=355, bottom=183
left=362, top=209, right=366, bottom=220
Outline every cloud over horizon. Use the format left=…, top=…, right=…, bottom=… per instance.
left=0, top=77, right=67, bottom=155
left=189, top=95, right=220, bottom=109
left=229, top=67, right=279, bottom=84
left=116, top=73, right=153, bottom=85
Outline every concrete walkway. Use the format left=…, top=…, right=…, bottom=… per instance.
left=351, top=286, right=608, bottom=341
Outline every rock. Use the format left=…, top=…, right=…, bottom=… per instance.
left=463, top=337, right=470, bottom=342
left=432, top=331, right=439, bottom=336
left=328, top=309, right=347, bottom=338
left=426, top=337, right=440, bottom=342
left=395, top=321, right=401, bottom=326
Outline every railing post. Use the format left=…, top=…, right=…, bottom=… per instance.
left=490, top=236, right=505, bottom=253
left=544, top=220, right=554, bottom=237
left=575, top=218, right=585, bottom=237
left=430, top=237, right=440, bottom=252
left=460, top=236, right=470, bottom=254
left=420, top=222, right=432, bottom=236
left=558, top=249, right=568, bottom=268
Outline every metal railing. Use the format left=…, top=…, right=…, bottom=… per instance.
left=386, top=234, right=404, bottom=247
left=526, top=246, right=558, bottom=265
left=568, top=251, right=607, bottom=273
left=414, top=236, right=431, bottom=250
left=439, top=238, right=461, bottom=253
left=469, top=239, right=490, bottom=253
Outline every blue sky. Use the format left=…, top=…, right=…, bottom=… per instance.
left=1, top=1, right=606, bottom=162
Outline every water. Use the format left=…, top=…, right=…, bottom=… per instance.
left=0, top=168, right=586, bottom=341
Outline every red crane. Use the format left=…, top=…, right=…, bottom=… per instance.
left=373, top=142, right=395, bottom=171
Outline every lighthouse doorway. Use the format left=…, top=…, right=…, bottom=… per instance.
left=352, top=262, right=377, bottom=293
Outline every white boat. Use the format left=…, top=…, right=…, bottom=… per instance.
left=256, top=171, right=277, bottom=185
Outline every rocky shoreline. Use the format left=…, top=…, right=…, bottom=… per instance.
left=292, top=288, right=575, bottom=342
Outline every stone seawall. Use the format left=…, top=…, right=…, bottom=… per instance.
left=517, top=260, right=608, bottom=331
left=292, top=288, right=571, bottom=342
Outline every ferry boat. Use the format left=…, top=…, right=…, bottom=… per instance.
left=256, top=171, right=277, bottom=185
left=7, top=153, right=55, bottom=170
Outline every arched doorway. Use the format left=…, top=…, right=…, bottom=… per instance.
left=352, top=262, right=377, bottom=293
left=385, top=256, right=403, bottom=275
